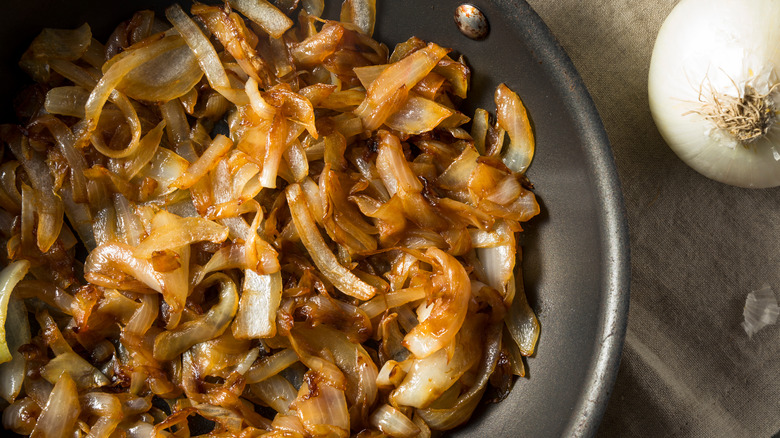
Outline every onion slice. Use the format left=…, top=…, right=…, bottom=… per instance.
left=228, top=0, right=294, bottom=39
left=286, top=183, right=377, bottom=300
left=369, top=404, right=420, bottom=438
left=153, top=273, right=239, bottom=361
left=392, top=315, right=484, bottom=408
left=233, top=270, right=283, bottom=339
left=495, top=83, right=534, bottom=174
left=29, top=373, right=80, bottom=438
left=341, top=0, right=377, bottom=36
left=166, top=4, right=235, bottom=98
left=402, top=248, right=470, bottom=358
left=0, top=298, right=29, bottom=403
left=0, top=261, right=31, bottom=365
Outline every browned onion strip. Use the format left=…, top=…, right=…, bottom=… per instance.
left=29, top=374, right=80, bottom=438
left=0, top=2, right=544, bottom=435
left=495, top=83, right=535, bottom=174
left=244, top=348, right=299, bottom=384
left=166, top=4, right=231, bottom=91
left=0, top=261, right=31, bottom=365
left=286, top=183, right=377, bottom=300
left=401, top=247, right=470, bottom=358
left=173, top=135, right=234, bottom=190
left=416, top=322, right=503, bottom=430
left=132, top=212, right=229, bottom=259
left=79, top=36, right=185, bottom=149
left=153, top=273, right=239, bottom=361
left=84, top=242, right=167, bottom=294
left=19, top=23, right=92, bottom=83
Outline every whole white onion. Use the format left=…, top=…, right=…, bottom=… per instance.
left=648, top=0, right=780, bottom=188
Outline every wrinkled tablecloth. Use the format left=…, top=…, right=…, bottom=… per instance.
left=523, top=1, right=780, bottom=436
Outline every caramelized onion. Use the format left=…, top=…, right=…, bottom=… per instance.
left=0, top=261, right=31, bottom=364
left=30, top=373, right=80, bottom=438
left=402, top=247, right=470, bottom=358
left=1, top=2, right=542, bottom=435
left=153, top=273, right=238, bottom=361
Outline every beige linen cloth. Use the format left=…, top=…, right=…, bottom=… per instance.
left=523, top=1, right=780, bottom=437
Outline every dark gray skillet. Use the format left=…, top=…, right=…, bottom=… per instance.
left=0, top=1, right=630, bottom=436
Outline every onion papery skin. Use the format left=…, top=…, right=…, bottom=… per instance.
left=648, top=0, right=780, bottom=188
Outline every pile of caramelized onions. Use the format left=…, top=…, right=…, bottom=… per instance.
left=0, top=0, right=541, bottom=436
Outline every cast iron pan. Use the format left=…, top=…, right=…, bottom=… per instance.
left=0, top=1, right=630, bottom=436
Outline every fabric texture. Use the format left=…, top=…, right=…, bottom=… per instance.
left=522, top=0, right=780, bottom=436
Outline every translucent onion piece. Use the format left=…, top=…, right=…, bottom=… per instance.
left=363, top=43, right=448, bottom=108
left=160, top=99, right=198, bottom=162
left=376, top=360, right=405, bottom=388
left=84, top=242, right=168, bottom=293
left=117, top=40, right=204, bottom=102
left=80, top=35, right=185, bottom=150
left=2, top=398, right=40, bottom=435
left=0, top=261, right=31, bottom=365
left=133, top=211, right=229, bottom=259
left=433, top=57, right=470, bottom=99
left=416, top=322, right=502, bottom=430
left=193, top=3, right=269, bottom=84
left=138, top=146, right=191, bottom=197
left=354, top=64, right=388, bottom=89
left=245, top=348, right=299, bottom=384
left=19, top=23, right=92, bottom=83
left=369, top=404, right=420, bottom=438
left=286, top=183, right=377, bottom=300
left=476, top=220, right=516, bottom=301
left=402, top=247, right=470, bottom=358
left=246, top=77, right=276, bottom=120
left=166, top=4, right=231, bottom=90
left=742, top=285, right=780, bottom=338
left=173, top=135, right=234, bottom=190
left=504, top=272, right=540, bottom=356
left=153, top=273, right=238, bottom=361
left=359, top=286, right=426, bottom=319
left=495, top=83, right=534, bottom=174
left=292, top=326, right=378, bottom=428
left=233, top=270, right=282, bottom=339
left=39, top=351, right=110, bottom=390
left=302, top=0, right=325, bottom=16
left=0, top=161, right=21, bottom=214
left=436, top=145, right=479, bottom=191
left=340, top=0, right=376, bottom=36
left=124, top=293, right=158, bottom=342
left=251, top=374, right=298, bottom=415
left=30, top=114, right=89, bottom=202
left=120, top=120, right=165, bottom=179
left=44, top=86, right=89, bottom=117
left=384, top=95, right=453, bottom=135
left=0, top=299, right=29, bottom=403
left=471, top=107, right=489, bottom=155
left=228, top=0, right=294, bottom=39
left=293, top=373, right=350, bottom=437
left=503, top=325, right=526, bottom=377
left=9, top=136, right=65, bottom=253
left=30, top=373, right=80, bottom=438
left=391, top=315, right=483, bottom=409
left=355, top=84, right=409, bottom=132
left=375, top=130, right=422, bottom=196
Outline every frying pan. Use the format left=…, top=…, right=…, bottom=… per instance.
left=0, top=1, right=630, bottom=436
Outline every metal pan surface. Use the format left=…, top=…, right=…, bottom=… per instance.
left=0, top=1, right=630, bottom=436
